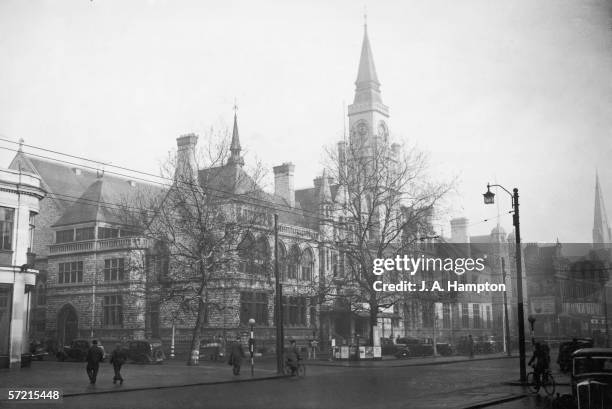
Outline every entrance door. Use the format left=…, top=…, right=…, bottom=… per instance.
left=58, top=305, right=78, bottom=346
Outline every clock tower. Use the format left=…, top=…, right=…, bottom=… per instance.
left=347, top=22, right=389, bottom=149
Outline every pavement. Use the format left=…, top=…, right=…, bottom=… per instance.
left=0, top=353, right=570, bottom=409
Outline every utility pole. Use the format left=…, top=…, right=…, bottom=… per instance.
left=501, top=257, right=511, bottom=357
left=274, top=214, right=284, bottom=374
left=512, top=188, right=527, bottom=383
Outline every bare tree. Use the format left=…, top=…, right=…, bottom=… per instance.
left=123, top=128, right=267, bottom=365
left=325, top=137, right=451, bottom=343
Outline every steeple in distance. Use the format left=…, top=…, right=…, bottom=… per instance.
left=227, top=103, right=244, bottom=167
left=593, top=171, right=611, bottom=249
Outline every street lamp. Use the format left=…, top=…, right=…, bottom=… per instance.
left=248, top=318, right=255, bottom=376
left=483, top=183, right=527, bottom=383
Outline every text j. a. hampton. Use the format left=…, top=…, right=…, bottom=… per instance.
left=372, top=280, right=506, bottom=294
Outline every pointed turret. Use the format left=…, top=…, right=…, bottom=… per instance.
left=227, top=112, right=244, bottom=167
left=593, top=171, right=612, bottom=248
left=318, top=169, right=332, bottom=204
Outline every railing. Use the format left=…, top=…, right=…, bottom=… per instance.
left=278, top=224, right=318, bottom=240
left=49, top=237, right=149, bottom=255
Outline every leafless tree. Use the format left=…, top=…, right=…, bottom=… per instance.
left=121, top=128, right=267, bottom=365
left=324, top=137, right=452, bottom=343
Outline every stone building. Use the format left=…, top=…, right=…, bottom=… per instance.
left=0, top=167, right=45, bottom=368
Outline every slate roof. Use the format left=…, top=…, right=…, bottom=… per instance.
left=9, top=152, right=161, bottom=227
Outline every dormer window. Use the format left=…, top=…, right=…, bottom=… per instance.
left=98, top=227, right=119, bottom=239
left=56, top=229, right=74, bottom=244
left=75, top=227, right=94, bottom=241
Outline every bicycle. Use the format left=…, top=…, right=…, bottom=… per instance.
left=527, top=367, right=555, bottom=396
left=283, top=359, right=306, bottom=377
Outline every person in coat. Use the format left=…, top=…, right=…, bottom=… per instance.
left=110, top=344, right=127, bottom=385
left=286, top=339, right=301, bottom=376
left=468, top=335, right=474, bottom=358
left=229, top=336, right=245, bottom=375
left=86, top=340, right=104, bottom=385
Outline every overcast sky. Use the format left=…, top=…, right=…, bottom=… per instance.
left=1, top=0, right=611, bottom=243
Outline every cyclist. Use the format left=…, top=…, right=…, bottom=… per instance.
left=286, top=339, right=301, bottom=376
left=528, top=342, right=550, bottom=388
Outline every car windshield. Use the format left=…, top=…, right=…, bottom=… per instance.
left=574, top=356, right=612, bottom=375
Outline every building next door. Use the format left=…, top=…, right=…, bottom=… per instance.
left=57, top=304, right=78, bottom=347
left=0, top=284, right=13, bottom=368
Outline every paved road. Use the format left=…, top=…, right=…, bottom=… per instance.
left=3, top=359, right=564, bottom=409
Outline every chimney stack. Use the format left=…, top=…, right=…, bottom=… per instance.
left=176, top=133, right=198, bottom=181
left=273, top=162, right=295, bottom=207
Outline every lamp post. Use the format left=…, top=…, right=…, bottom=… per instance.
left=248, top=318, right=255, bottom=376
left=483, top=183, right=527, bottom=383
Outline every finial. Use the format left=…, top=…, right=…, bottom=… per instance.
left=233, top=98, right=238, bottom=116
left=18, top=138, right=24, bottom=152
left=363, top=5, right=367, bottom=29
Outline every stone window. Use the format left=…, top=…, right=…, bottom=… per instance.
left=0, top=207, right=14, bottom=251
left=56, top=229, right=74, bottom=244
left=278, top=242, right=287, bottom=281
left=301, top=248, right=314, bottom=281
left=283, top=296, right=307, bottom=326
left=240, top=292, right=267, bottom=325
left=287, top=245, right=300, bottom=280
left=58, top=261, right=83, bottom=284
left=442, top=303, right=451, bottom=329
left=238, top=235, right=269, bottom=275
left=472, top=304, right=481, bottom=329
left=28, top=212, right=35, bottom=253
left=461, top=303, right=469, bottom=328
left=104, top=258, right=125, bottom=281
left=75, top=227, right=95, bottom=241
left=103, top=295, right=123, bottom=326
left=98, top=227, right=119, bottom=239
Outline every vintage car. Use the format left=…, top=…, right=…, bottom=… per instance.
left=569, top=348, right=612, bottom=409
left=29, top=339, right=49, bottom=361
left=394, top=337, right=451, bottom=358
left=123, top=340, right=165, bottom=364
left=57, top=339, right=107, bottom=362
left=380, top=338, right=401, bottom=355
left=558, top=338, right=594, bottom=372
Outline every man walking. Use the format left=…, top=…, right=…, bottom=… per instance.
left=86, top=340, right=104, bottom=385
left=110, top=344, right=127, bottom=385
left=468, top=335, right=474, bottom=358
left=229, top=336, right=245, bottom=375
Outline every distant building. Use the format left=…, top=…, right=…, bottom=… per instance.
left=0, top=167, right=45, bottom=369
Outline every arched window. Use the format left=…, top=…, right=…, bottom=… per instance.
left=287, top=245, right=300, bottom=280
left=301, top=248, right=314, bottom=281
left=253, top=236, right=270, bottom=275
left=238, top=234, right=254, bottom=273
left=238, top=234, right=270, bottom=275
left=278, top=242, right=287, bottom=281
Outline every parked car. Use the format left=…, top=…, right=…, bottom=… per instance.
left=422, top=338, right=453, bottom=356
left=123, top=340, right=165, bottom=364
left=394, top=337, right=435, bottom=358
left=57, top=339, right=107, bottom=362
left=569, top=348, right=612, bottom=408
left=380, top=338, right=401, bottom=355
left=558, top=338, right=594, bottom=372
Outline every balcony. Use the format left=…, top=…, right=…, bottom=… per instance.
left=278, top=224, right=318, bottom=240
left=49, top=237, right=150, bottom=256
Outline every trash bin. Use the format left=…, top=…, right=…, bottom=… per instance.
left=21, top=353, right=32, bottom=368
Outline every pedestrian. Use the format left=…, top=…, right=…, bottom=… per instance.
left=468, top=335, right=474, bottom=358
left=86, top=340, right=104, bottom=385
left=309, top=338, right=318, bottom=360
left=286, top=339, right=301, bottom=376
left=110, top=344, right=127, bottom=385
left=228, top=336, right=245, bottom=375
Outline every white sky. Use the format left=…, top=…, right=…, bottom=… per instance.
left=1, top=0, right=611, bottom=243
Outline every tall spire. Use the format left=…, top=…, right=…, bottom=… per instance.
left=351, top=20, right=386, bottom=112
left=593, top=171, right=611, bottom=248
left=318, top=169, right=332, bottom=203
left=227, top=104, right=244, bottom=167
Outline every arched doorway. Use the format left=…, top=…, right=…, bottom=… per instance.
left=57, top=304, right=78, bottom=346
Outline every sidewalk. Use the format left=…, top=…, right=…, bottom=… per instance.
left=0, top=359, right=281, bottom=399
left=304, top=352, right=518, bottom=368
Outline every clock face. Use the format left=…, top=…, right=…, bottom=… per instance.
left=377, top=121, right=388, bottom=139
left=357, top=121, right=369, bottom=137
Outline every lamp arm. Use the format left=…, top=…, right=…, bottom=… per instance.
left=487, top=184, right=515, bottom=208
